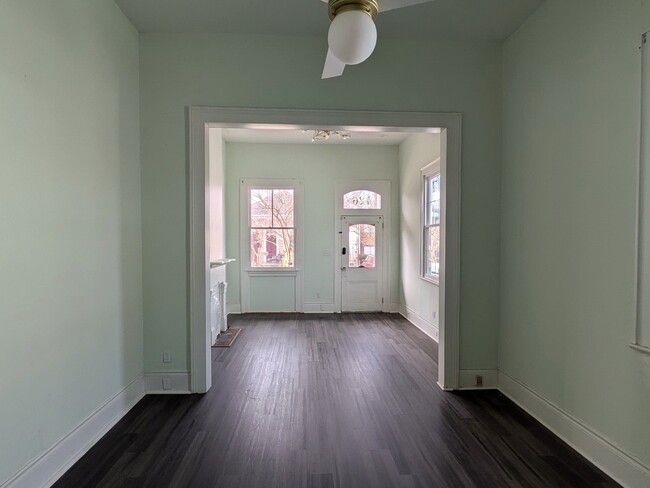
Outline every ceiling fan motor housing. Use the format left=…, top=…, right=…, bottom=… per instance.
left=328, top=0, right=379, bottom=20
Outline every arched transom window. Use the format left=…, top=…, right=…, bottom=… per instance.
left=343, top=190, right=381, bottom=210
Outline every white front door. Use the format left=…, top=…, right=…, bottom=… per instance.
left=341, top=215, right=383, bottom=312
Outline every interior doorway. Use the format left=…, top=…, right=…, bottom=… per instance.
left=189, top=107, right=461, bottom=393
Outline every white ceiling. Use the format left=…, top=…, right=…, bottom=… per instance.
left=114, top=0, right=544, bottom=41
left=222, top=128, right=437, bottom=145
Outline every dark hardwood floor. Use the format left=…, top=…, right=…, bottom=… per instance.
left=54, top=313, right=619, bottom=487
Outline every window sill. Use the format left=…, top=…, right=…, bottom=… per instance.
left=629, top=343, right=650, bottom=355
left=419, top=275, right=440, bottom=285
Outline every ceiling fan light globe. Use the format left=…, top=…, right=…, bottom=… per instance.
left=328, top=10, right=377, bottom=65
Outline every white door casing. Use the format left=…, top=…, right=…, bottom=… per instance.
left=189, top=107, right=462, bottom=393
left=334, top=180, right=390, bottom=313
left=341, top=215, right=383, bottom=312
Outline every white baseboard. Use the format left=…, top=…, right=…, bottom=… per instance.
left=2, top=374, right=145, bottom=488
left=227, top=303, right=241, bottom=314
left=458, top=369, right=498, bottom=389
left=499, top=370, right=650, bottom=488
left=144, top=371, right=191, bottom=394
left=303, top=302, right=338, bottom=312
left=399, top=305, right=439, bottom=342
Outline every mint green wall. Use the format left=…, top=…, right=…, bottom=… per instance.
left=399, top=134, right=443, bottom=336
left=501, top=0, right=650, bottom=468
left=140, top=33, right=502, bottom=372
left=224, top=142, right=400, bottom=309
left=0, top=0, right=142, bottom=483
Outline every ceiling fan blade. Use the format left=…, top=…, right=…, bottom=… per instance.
left=378, top=0, right=434, bottom=12
left=322, top=49, right=346, bottom=79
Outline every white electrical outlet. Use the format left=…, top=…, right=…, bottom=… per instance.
left=163, top=351, right=171, bottom=363
left=162, top=377, right=171, bottom=390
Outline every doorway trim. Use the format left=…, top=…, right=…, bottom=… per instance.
left=189, top=107, right=462, bottom=393
left=334, top=180, right=390, bottom=313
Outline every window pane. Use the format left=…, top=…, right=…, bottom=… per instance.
left=425, top=174, right=441, bottom=226
left=250, top=228, right=295, bottom=267
left=432, top=200, right=440, bottom=225
left=272, top=189, right=294, bottom=227
left=432, top=174, right=441, bottom=199
left=425, top=225, right=440, bottom=276
left=348, top=224, right=376, bottom=268
left=343, top=190, right=381, bottom=209
left=250, top=189, right=272, bottom=227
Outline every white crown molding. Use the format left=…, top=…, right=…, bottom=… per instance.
left=499, top=370, right=650, bottom=488
left=2, top=374, right=145, bottom=488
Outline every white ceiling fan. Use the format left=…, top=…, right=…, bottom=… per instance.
left=320, top=0, right=434, bottom=78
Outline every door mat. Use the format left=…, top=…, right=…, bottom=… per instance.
left=212, top=328, right=242, bottom=348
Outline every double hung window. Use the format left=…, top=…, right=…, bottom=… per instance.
left=249, top=187, right=295, bottom=268
left=422, top=163, right=441, bottom=282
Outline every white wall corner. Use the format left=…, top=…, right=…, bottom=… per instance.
left=144, top=371, right=191, bottom=394
left=498, top=370, right=650, bottom=488
left=400, top=305, right=439, bottom=342
left=389, top=303, right=404, bottom=314
left=458, top=369, right=498, bottom=389
left=2, top=374, right=145, bottom=488
left=227, top=303, right=241, bottom=314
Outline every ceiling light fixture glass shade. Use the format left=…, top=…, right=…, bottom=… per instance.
left=328, top=10, right=377, bottom=65
left=308, top=130, right=351, bottom=142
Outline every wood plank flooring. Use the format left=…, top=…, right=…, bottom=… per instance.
left=54, top=313, right=619, bottom=487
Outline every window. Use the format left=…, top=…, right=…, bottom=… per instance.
left=249, top=188, right=295, bottom=267
left=343, top=190, right=381, bottom=209
left=422, top=162, right=441, bottom=281
left=348, top=223, right=376, bottom=268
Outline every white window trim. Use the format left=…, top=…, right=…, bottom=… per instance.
left=421, top=159, right=441, bottom=285
left=239, top=178, right=304, bottom=312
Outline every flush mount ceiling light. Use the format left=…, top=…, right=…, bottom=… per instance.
left=303, top=129, right=352, bottom=141
left=320, top=0, right=434, bottom=79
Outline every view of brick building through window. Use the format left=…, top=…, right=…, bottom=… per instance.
left=249, top=188, right=295, bottom=267
left=348, top=224, right=376, bottom=268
